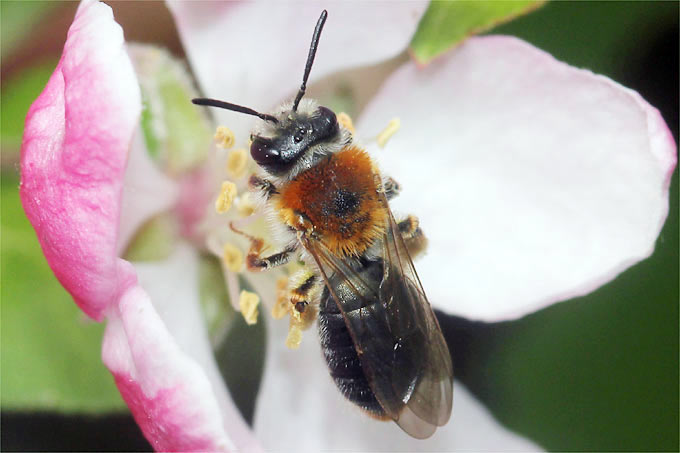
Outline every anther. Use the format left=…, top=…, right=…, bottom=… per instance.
left=271, top=277, right=290, bottom=320
left=222, top=243, right=243, bottom=272
left=227, top=148, right=248, bottom=178
left=214, top=126, right=235, bottom=149
left=337, top=112, right=355, bottom=134
left=215, top=181, right=237, bottom=214
left=376, top=118, right=401, bottom=148
left=235, top=192, right=256, bottom=217
left=239, top=290, right=260, bottom=325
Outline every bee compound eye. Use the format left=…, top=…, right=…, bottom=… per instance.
left=250, top=137, right=280, bottom=165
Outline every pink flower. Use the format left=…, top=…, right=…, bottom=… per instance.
left=20, top=0, right=676, bottom=451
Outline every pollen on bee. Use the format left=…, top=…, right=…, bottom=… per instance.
left=214, top=126, right=235, bottom=149
left=376, top=118, right=401, bottom=148
left=222, top=242, right=243, bottom=272
left=286, top=322, right=303, bottom=349
left=337, top=112, right=355, bottom=134
left=239, top=290, right=260, bottom=325
left=235, top=192, right=256, bottom=217
left=215, top=181, right=237, bottom=214
left=271, top=277, right=289, bottom=320
left=226, top=148, right=248, bottom=178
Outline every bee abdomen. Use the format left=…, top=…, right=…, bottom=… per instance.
left=318, top=294, right=385, bottom=417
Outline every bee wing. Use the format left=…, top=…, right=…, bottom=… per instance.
left=301, top=194, right=453, bottom=439
left=378, top=198, right=453, bottom=436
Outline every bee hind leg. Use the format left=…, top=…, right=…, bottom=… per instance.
left=398, top=215, right=428, bottom=259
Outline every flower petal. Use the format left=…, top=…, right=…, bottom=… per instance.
left=358, top=36, right=677, bottom=321
left=19, top=0, right=141, bottom=321
left=254, top=320, right=539, bottom=450
left=118, top=128, right=179, bottom=255
left=167, top=0, right=427, bottom=136
left=103, top=246, right=261, bottom=452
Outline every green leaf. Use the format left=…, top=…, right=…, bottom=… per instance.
left=410, top=0, right=545, bottom=64
left=1, top=171, right=126, bottom=412
left=0, top=2, right=58, bottom=57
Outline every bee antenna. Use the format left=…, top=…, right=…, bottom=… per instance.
left=192, top=98, right=279, bottom=124
left=292, top=10, right=328, bottom=112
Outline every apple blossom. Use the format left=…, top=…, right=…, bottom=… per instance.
left=20, top=0, right=676, bottom=451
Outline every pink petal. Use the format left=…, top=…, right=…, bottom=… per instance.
left=20, top=2, right=255, bottom=450
left=103, top=247, right=260, bottom=452
left=20, top=0, right=141, bottom=321
left=357, top=36, right=677, bottom=321
left=254, top=320, right=540, bottom=450
left=167, top=0, right=427, bottom=136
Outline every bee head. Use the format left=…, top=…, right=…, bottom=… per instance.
left=191, top=10, right=333, bottom=176
left=250, top=105, right=338, bottom=175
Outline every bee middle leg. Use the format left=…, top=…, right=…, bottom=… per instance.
left=398, top=215, right=428, bottom=259
left=383, top=176, right=402, bottom=200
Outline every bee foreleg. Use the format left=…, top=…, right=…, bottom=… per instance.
left=230, top=222, right=297, bottom=271
left=382, top=176, right=402, bottom=200
left=248, top=174, right=279, bottom=200
left=398, top=215, right=428, bottom=259
left=247, top=244, right=297, bottom=271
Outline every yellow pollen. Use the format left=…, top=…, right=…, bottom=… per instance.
left=222, top=243, right=243, bottom=272
left=376, top=118, right=401, bottom=148
left=214, top=126, right=235, bottom=149
left=239, top=290, right=260, bottom=325
left=286, top=322, right=303, bottom=349
left=227, top=148, right=248, bottom=178
left=271, top=277, right=289, bottom=320
left=235, top=192, right=256, bottom=217
left=215, top=181, right=237, bottom=214
left=337, top=112, right=355, bottom=134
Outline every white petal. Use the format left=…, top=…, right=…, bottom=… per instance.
left=357, top=36, right=677, bottom=321
left=254, top=319, right=539, bottom=451
left=117, top=128, right=179, bottom=254
left=167, top=1, right=427, bottom=136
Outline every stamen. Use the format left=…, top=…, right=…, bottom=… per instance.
left=271, top=277, right=289, bottom=320
left=337, top=112, right=355, bottom=134
left=227, top=148, right=248, bottom=178
left=376, top=118, right=401, bottom=148
left=239, top=290, right=260, bottom=325
left=214, top=126, right=235, bottom=149
left=235, top=192, right=256, bottom=217
left=215, top=181, right=237, bottom=214
left=222, top=243, right=243, bottom=272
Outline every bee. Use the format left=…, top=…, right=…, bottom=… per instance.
left=193, top=10, right=453, bottom=439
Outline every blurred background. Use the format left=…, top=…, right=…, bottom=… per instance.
left=1, top=1, right=677, bottom=451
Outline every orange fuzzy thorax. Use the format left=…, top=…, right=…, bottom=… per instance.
left=275, top=146, right=386, bottom=257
